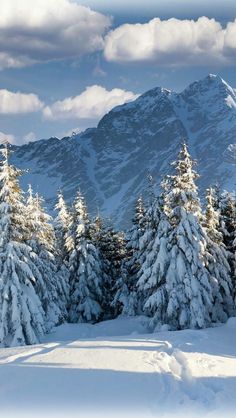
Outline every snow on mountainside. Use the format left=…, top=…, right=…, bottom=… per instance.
left=0, top=316, right=236, bottom=418
left=11, top=74, right=236, bottom=227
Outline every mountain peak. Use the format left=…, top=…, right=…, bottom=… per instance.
left=10, top=75, right=236, bottom=227
left=181, top=74, right=235, bottom=101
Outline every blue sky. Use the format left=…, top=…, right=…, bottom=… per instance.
left=0, top=0, right=235, bottom=144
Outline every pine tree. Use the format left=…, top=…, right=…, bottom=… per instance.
left=89, top=215, right=113, bottom=318
left=26, top=187, right=69, bottom=328
left=203, top=187, right=234, bottom=320
left=113, top=196, right=146, bottom=316
left=137, top=196, right=171, bottom=328
left=220, top=192, right=236, bottom=288
left=68, top=191, right=105, bottom=323
left=54, top=191, right=71, bottom=264
left=163, top=142, right=214, bottom=330
left=106, top=227, right=127, bottom=317
left=0, top=145, right=45, bottom=346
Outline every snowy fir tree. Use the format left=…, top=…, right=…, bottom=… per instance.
left=203, top=187, right=234, bottom=321
left=54, top=191, right=71, bottom=265
left=89, top=215, right=117, bottom=318
left=163, top=142, right=215, bottom=330
left=26, top=187, right=69, bottom=328
left=90, top=215, right=127, bottom=318
left=220, top=192, right=236, bottom=289
left=137, top=195, right=171, bottom=329
left=68, top=191, right=106, bottom=323
left=0, top=145, right=45, bottom=346
left=106, top=226, right=127, bottom=317
left=135, top=188, right=165, bottom=315
left=113, top=196, right=146, bottom=316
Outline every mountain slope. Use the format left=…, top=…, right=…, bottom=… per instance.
left=12, top=74, right=236, bottom=227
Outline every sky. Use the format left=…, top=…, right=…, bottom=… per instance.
left=0, top=0, right=236, bottom=145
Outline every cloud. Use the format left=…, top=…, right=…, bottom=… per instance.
left=104, top=17, right=236, bottom=66
left=0, top=131, right=15, bottom=144
left=0, top=0, right=111, bottom=69
left=0, top=131, right=38, bottom=146
left=43, top=85, right=139, bottom=121
left=0, top=89, right=44, bottom=114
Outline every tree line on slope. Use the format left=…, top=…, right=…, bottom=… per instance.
left=0, top=142, right=235, bottom=347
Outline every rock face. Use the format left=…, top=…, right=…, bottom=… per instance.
left=11, top=74, right=236, bottom=227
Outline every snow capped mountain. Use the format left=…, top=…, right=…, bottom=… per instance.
left=11, top=74, right=236, bottom=227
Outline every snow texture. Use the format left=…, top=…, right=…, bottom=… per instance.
left=0, top=316, right=236, bottom=417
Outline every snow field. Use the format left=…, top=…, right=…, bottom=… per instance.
left=0, top=316, right=236, bottom=418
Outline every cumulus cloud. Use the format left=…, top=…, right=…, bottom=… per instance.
left=104, top=17, right=236, bottom=66
left=0, top=89, right=44, bottom=114
left=0, top=0, right=111, bottom=69
left=43, top=85, right=139, bottom=120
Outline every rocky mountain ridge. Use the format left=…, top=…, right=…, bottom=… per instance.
left=11, top=74, right=236, bottom=227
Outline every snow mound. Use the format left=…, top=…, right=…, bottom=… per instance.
left=225, top=316, right=236, bottom=329
left=46, top=315, right=151, bottom=342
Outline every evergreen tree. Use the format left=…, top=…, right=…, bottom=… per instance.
left=106, top=227, right=127, bottom=317
left=137, top=196, right=171, bottom=328
left=26, top=187, right=69, bottom=328
left=68, top=191, right=105, bottom=323
left=90, top=215, right=114, bottom=318
left=90, top=215, right=127, bottom=318
left=163, top=142, right=214, bottom=330
left=54, top=191, right=71, bottom=264
left=0, top=145, right=45, bottom=346
left=220, top=192, right=236, bottom=288
left=113, top=196, right=146, bottom=316
left=203, top=187, right=234, bottom=320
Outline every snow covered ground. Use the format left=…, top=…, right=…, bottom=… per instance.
left=0, top=316, right=236, bottom=418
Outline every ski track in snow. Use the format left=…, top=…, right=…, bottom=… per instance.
left=0, top=317, right=236, bottom=418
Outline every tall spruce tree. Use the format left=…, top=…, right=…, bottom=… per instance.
left=0, top=145, right=45, bottom=346
left=26, top=187, right=69, bottom=328
left=204, top=187, right=234, bottom=320
left=68, top=191, right=105, bottom=323
left=54, top=191, right=71, bottom=264
left=90, top=216, right=127, bottom=318
left=220, top=192, right=236, bottom=291
left=113, top=196, right=146, bottom=316
left=137, top=195, right=171, bottom=328
left=163, top=142, right=214, bottom=330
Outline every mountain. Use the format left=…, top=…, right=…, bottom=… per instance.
left=11, top=74, right=236, bottom=227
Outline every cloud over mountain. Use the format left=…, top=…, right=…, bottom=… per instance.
left=43, top=85, right=139, bottom=120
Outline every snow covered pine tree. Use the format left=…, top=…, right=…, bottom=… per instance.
left=137, top=194, right=171, bottom=329
left=204, top=187, right=234, bottom=321
left=163, top=142, right=215, bottom=330
left=113, top=196, right=147, bottom=316
left=0, top=144, right=45, bottom=346
left=67, top=191, right=106, bottom=323
left=26, top=187, right=69, bottom=329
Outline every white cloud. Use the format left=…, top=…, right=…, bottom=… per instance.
left=0, top=89, right=44, bottom=114
left=104, top=17, right=236, bottom=66
left=0, top=0, right=111, bottom=69
left=0, top=131, right=15, bottom=144
left=43, top=85, right=139, bottom=121
left=0, top=131, right=38, bottom=146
